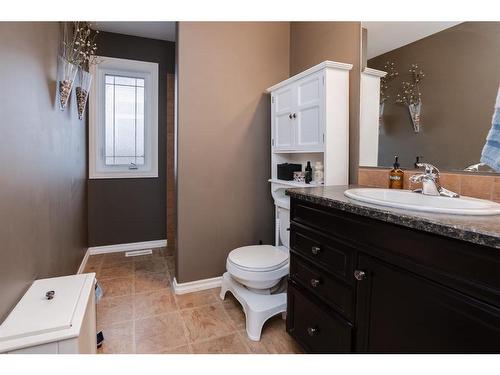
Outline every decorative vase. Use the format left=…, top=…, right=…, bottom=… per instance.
left=408, top=100, right=422, bottom=133
left=76, top=69, right=92, bottom=120
left=57, top=56, right=78, bottom=111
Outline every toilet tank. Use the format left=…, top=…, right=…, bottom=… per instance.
left=271, top=183, right=290, bottom=210
left=0, top=273, right=97, bottom=354
left=278, top=207, right=290, bottom=249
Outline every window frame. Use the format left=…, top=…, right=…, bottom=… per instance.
left=89, top=56, right=159, bottom=179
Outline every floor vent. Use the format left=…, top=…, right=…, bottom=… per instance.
left=125, top=249, right=153, bottom=257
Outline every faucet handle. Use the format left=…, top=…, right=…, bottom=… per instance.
left=415, top=162, right=439, bottom=176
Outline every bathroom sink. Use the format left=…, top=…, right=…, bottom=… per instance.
left=344, top=188, right=500, bottom=216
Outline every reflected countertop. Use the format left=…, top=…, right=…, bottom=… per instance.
left=286, top=185, right=500, bottom=249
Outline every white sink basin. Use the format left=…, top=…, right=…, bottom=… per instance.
left=344, top=188, right=500, bottom=216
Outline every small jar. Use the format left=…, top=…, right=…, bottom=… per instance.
left=314, top=161, right=324, bottom=184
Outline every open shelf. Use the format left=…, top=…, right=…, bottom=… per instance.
left=268, top=178, right=324, bottom=188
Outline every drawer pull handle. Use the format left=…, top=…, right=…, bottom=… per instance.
left=307, top=326, right=319, bottom=336
left=310, top=278, right=321, bottom=288
left=311, top=246, right=321, bottom=255
left=354, top=270, right=366, bottom=281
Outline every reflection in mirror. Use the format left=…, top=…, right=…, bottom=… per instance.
left=359, top=22, right=500, bottom=173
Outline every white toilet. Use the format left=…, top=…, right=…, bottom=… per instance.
left=220, top=184, right=290, bottom=341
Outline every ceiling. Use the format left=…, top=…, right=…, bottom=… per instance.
left=362, top=22, right=462, bottom=59
left=92, top=22, right=176, bottom=42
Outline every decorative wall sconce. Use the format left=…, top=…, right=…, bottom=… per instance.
left=396, top=64, right=425, bottom=133
left=379, top=61, right=398, bottom=126
left=57, top=55, right=78, bottom=111
left=57, top=22, right=99, bottom=118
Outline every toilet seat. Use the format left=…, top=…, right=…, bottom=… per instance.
left=227, top=245, right=288, bottom=272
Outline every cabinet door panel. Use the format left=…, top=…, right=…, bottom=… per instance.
left=272, top=87, right=294, bottom=150
left=356, top=254, right=500, bottom=353
left=295, top=74, right=323, bottom=150
left=287, top=281, right=352, bottom=353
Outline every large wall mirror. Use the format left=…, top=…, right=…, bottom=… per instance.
left=360, top=22, right=500, bottom=173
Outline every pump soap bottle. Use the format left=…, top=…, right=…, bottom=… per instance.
left=389, top=156, right=404, bottom=189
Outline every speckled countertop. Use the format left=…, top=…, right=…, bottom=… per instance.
left=286, top=185, right=500, bottom=249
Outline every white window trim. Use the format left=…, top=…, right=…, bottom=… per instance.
left=89, top=56, right=159, bottom=179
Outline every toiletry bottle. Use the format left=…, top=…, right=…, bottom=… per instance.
left=389, top=156, right=404, bottom=189
left=305, top=161, right=312, bottom=184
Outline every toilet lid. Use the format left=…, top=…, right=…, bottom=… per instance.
left=228, top=245, right=289, bottom=272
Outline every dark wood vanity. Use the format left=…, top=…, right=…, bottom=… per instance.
left=286, top=188, right=500, bottom=353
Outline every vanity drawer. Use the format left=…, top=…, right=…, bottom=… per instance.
left=291, top=200, right=368, bottom=241
left=287, top=281, right=352, bottom=353
left=290, top=254, right=354, bottom=321
left=290, top=223, right=354, bottom=284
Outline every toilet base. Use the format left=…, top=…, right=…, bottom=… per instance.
left=219, top=272, right=287, bottom=341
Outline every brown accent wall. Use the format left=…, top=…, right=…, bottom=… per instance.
left=87, top=32, right=175, bottom=246
left=176, top=22, right=290, bottom=282
left=0, top=23, right=87, bottom=321
left=368, top=22, right=500, bottom=170
left=290, top=22, right=362, bottom=183
left=358, top=167, right=500, bottom=202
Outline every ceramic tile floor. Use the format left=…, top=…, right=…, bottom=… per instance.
left=83, top=247, right=302, bottom=354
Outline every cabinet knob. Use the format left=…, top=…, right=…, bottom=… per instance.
left=310, top=278, right=321, bottom=288
left=311, top=246, right=321, bottom=255
left=292, top=113, right=297, bottom=119
left=289, top=113, right=293, bottom=119
left=45, top=290, right=55, bottom=300
left=354, top=270, right=366, bottom=281
left=307, top=326, right=319, bottom=336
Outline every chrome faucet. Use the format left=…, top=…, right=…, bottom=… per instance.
left=410, top=163, right=460, bottom=198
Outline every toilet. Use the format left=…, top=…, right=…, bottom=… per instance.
left=220, top=184, right=290, bottom=341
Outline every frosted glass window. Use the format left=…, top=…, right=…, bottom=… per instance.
left=89, top=56, right=158, bottom=179
left=104, top=75, right=146, bottom=166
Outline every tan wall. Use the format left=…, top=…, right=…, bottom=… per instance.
left=0, top=23, right=87, bottom=321
left=290, top=22, right=362, bottom=183
left=368, top=22, right=500, bottom=171
left=176, top=22, right=290, bottom=282
left=358, top=167, right=500, bottom=202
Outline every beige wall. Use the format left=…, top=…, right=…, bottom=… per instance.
left=0, top=23, right=87, bottom=321
left=290, top=22, right=362, bottom=183
left=176, top=22, right=290, bottom=282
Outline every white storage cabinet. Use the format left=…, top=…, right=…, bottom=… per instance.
left=0, top=273, right=97, bottom=354
left=267, top=60, right=352, bottom=186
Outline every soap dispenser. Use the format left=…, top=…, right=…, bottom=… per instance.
left=389, top=156, right=404, bottom=189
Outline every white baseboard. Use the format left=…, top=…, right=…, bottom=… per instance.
left=77, top=248, right=91, bottom=274
left=173, top=276, right=222, bottom=295
left=88, top=239, right=167, bottom=255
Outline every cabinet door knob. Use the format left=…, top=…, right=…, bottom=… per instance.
left=311, top=246, right=321, bottom=255
left=289, top=113, right=293, bottom=119
left=292, top=113, right=297, bottom=119
left=310, top=278, right=321, bottom=288
left=354, top=270, right=366, bottom=281
left=45, top=290, right=55, bottom=300
left=307, top=326, right=319, bottom=336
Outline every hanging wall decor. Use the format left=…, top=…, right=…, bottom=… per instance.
left=57, top=22, right=98, bottom=113
left=75, top=23, right=99, bottom=120
left=58, top=23, right=79, bottom=110
left=396, top=64, right=425, bottom=133
left=379, top=61, right=398, bottom=127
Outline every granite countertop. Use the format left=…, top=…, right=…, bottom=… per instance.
left=286, top=185, right=500, bottom=249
